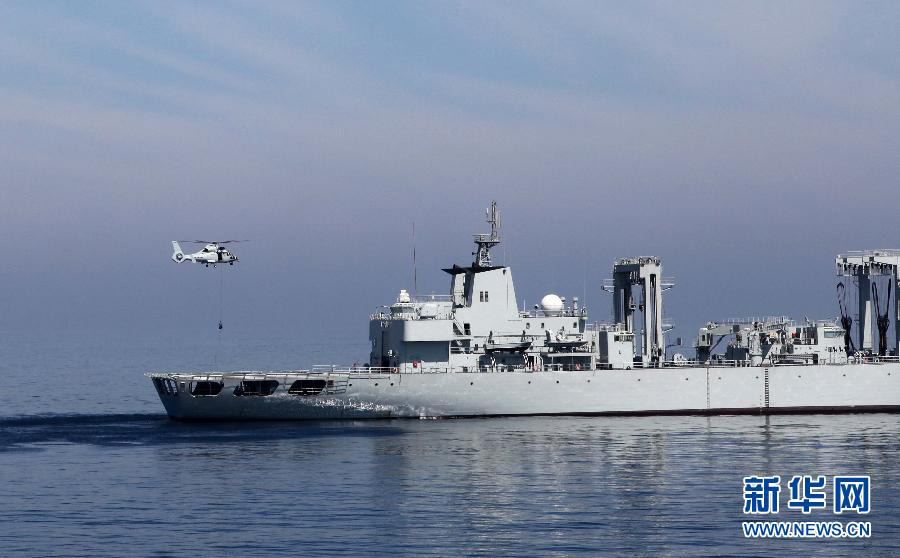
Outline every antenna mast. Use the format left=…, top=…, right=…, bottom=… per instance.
left=473, top=200, right=501, bottom=267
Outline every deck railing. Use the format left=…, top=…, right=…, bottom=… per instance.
left=411, top=294, right=452, bottom=302
left=855, top=355, right=900, bottom=364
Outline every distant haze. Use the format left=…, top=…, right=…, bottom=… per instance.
left=2, top=1, right=900, bottom=349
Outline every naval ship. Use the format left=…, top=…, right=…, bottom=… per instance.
left=151, top=202, right=900, bottom=420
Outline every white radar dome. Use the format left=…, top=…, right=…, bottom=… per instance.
left=540, top=293, right=564, bottom=315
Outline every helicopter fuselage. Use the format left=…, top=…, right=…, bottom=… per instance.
left=172, top=242, right=238, bottom=266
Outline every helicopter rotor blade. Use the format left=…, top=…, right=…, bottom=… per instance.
left=175, top=239, right=248, bottom=244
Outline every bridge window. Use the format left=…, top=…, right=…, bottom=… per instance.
left=233, top=380, right=279, bottom=396
left=464, top=323, right=471, bottom=335
left=190, top=381, right=223, bottom=396
left=288, top=379, right=332, bottom=396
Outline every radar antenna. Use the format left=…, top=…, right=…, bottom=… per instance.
left=473, top=200, right=501, bottom=267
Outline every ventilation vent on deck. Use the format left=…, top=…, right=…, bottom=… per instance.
left=233, top=380, right=279, bottom=396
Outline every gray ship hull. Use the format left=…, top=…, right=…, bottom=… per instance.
left=153, top=363, right=900, bottom=421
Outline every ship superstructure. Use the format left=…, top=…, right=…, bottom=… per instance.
left=370, top=201, right=596, bottom=374
left=150, top=202, right=900, bottom=420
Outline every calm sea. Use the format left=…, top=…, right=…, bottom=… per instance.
left=2, top=331, right=899, bottom=557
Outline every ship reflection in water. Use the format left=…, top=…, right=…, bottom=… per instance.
left=2, top=413, right=899, bottom=556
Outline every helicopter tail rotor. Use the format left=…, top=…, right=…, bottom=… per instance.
left=171, top=241, right=186, bottom=263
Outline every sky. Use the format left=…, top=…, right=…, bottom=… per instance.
left=2, top=1, right=900, bottom=350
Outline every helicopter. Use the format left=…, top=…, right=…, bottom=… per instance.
left=171, top=240, right=243, bottom=267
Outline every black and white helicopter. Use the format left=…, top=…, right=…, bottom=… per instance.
left=171, top=240, right=243, bottom=267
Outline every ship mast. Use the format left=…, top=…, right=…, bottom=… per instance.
left=473, top=200, right=501, bottom=267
